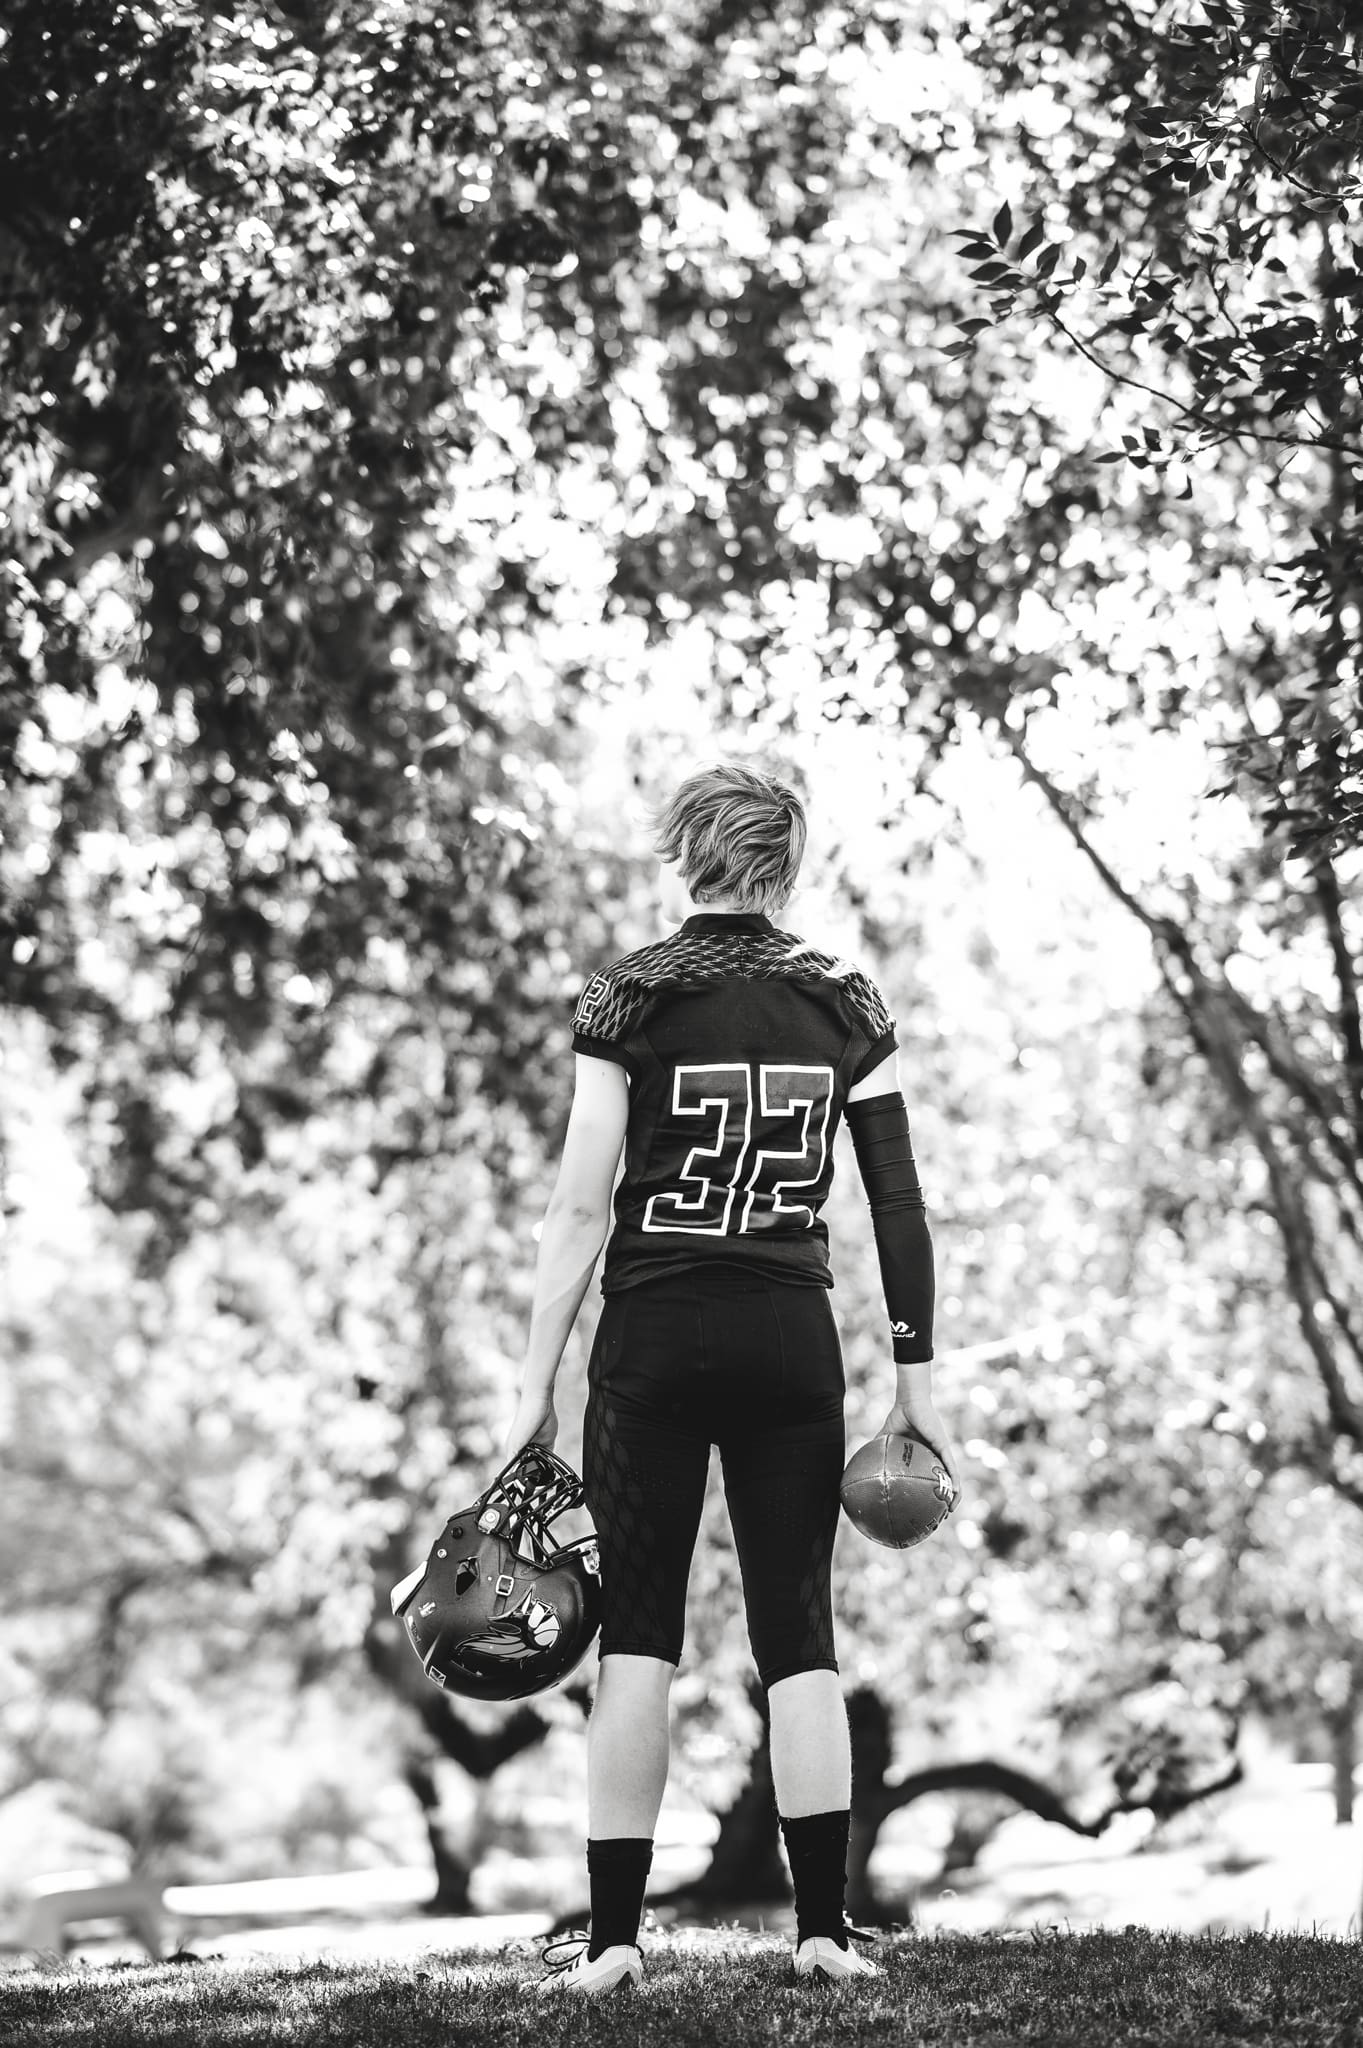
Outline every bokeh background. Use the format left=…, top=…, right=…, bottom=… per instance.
left=2, top=0, right=1361, bottom=1959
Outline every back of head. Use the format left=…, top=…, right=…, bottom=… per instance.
left=653, top=761, right=807, bottom=918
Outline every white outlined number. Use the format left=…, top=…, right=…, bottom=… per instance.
left=642, top=1064, right=750, bottom=1234
left=643, top=1063, right=833, bottom=1235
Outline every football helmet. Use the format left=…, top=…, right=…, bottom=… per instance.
left=390, top=1444, right=602, bottom=1702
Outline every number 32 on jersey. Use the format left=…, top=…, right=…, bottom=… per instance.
left=642, top=1062, right=834, bottom=1236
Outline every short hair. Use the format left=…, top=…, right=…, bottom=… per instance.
left=652, top=761, right=807, bottom=917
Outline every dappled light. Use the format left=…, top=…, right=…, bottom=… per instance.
left=1, top=0, right=1362, bottom=2016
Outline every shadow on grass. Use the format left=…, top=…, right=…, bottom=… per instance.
left=2, top=1929, right=1362, bottom=2046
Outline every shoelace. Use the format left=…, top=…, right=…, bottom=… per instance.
left=801, top=1923, right=880, bottom=1951
left=540, top=1928, right=593, bottom=1976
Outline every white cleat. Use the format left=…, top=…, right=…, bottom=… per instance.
left=534, top=1931, right=642, bottom=1997
left=792, top=1932, right=883, bottom=1981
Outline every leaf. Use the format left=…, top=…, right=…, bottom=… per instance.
left=993, top=199, right=1013, bottom=247
left=1017, top=220, right=1046, bottom=262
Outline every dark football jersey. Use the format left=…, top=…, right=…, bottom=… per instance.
left=570, top=910, right=897, bottom=1293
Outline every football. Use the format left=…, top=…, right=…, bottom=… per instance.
left=839, top=1431, right=959, bottom=1549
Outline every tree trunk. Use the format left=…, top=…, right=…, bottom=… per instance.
left=364, top=1544, right=588, bottom=1909
left=404, top=1758, right=475, bottom=1915
left=847, top=1686, right=897, bottom=1922
left=638, top=1678, right=789, bottom=1911
left=552, top=1677, right=791, bottom=1931
left=556, top=1674, right=1243, bottom=1935
left=1330, top=1676, right=1358, bottom=1825
left=845, top=1686, right=1242, bottom=1924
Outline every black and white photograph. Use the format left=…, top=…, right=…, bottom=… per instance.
left=1, top=2, right=1361, bottom=2042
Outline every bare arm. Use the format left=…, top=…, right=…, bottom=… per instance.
left=500, top=1054, right=629, bottom=1462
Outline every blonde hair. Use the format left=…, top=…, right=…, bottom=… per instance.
left=652, top=761, right=807, bottom=917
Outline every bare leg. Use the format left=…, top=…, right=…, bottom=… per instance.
left=767, top=1669, right=852, bottom=1817
left=587, top=1653, right=678, bottom=1838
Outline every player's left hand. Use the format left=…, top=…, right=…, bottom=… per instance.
left=877, top=1397, right=960, bottom=1496
left=500, top=1384, right=559, bottom=1466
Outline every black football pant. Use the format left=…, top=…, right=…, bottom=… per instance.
left=581, top=1267, right=846, bottom=1690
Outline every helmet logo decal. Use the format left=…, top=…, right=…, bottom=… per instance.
left=523, top=1598, right=561, bottom=1649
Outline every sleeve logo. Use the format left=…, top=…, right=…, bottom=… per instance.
left=575, top=972, right=612, bottom=1032
left=890, top=1319, right=915, bottom=1339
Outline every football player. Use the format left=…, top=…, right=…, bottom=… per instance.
left=502, top=760, right=959, bottom=1994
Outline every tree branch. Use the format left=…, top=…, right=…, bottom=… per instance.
left=868, top=1752, right=1243, bottom=1834
left=1006, top=730, right=1363, bottom=1447
left=414, top=1695, right=554, bottom=1779
left=1311, top=780, right=1363, bottom=1163
left=1096, top=1753, right=1244, bottom=1826
left=1157, top=942, right=1363, bottom=1430
left=871, top=1759, right=1104, bottom=1836
left=1211, top=976, right=1363, bottom=1235
left=1036, top=304, right=1363, bottom=465
left=1244, top=120, right=1362, bottom=203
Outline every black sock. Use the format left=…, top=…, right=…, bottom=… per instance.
left=779, top=1809, right=850, bottom=1948
left=586, top=1837, right=653, bottom=1958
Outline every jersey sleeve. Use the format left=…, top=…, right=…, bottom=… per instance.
left=841, top=968, right=898, bottom=1083
left=570, top=967, right=638, bottom=1071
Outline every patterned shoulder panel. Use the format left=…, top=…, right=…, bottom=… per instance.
left=770, top=926, right=896, bottom=1042
left=573, top=925, right=894, bottom=1046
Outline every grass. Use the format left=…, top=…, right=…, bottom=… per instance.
left=1, top=1927, right=1361, bottom=2047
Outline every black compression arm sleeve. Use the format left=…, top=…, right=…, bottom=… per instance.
left=844, top=1091, right=935, bottom=1364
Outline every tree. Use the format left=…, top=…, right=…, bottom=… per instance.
left=918, top=0, right=1363, bottom=1844
left=0, top=1004, right=568, bottom=1881
left=0, top=0, right=879, bottom=1099
left=917, top=0, right=1363, bottom=1497
left=6, top=0, right=1361, bottom=1919
left=0, top=0, right=643, bottom=1242
left=957, top=0, right=1363, bottom=860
